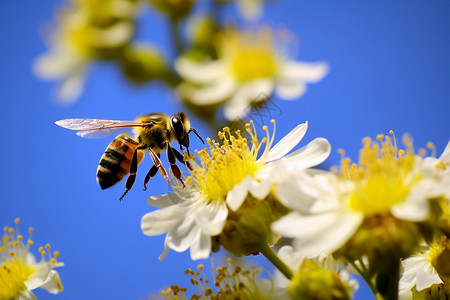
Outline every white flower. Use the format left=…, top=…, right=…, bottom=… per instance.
left=34, top=0, right=137, bottom=103
left=272, top=133, right=449, bottom=257
left=0, top=219, right=63, bottom=300
left=141, top=121, right=331, bottom=260
left=175, top=27, right=329, bottom=120
left=399, top=244, right=443, bottom=297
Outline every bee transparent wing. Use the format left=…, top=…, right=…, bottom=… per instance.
left=55, top=118, right=145, bottom=139
left=75, top=127, right=132, bottom=139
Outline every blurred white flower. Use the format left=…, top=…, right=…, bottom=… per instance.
left=175, top=27, right=329, bottom=120
left=34, top=0, right=137, bottom=103
left=0, top=219, right=64, bottom=300
left=235, top=0, right=264, bottom=21
left=399, top=244, right=443, bottom=297
left=141, top=121, right=330, bottom=260
left=272, top=134, right=449, bottom=257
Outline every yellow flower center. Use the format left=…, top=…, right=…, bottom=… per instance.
left=220, top=28, right=279, bottom=82
left=0, top=258, right=35, bottom=299
left=339, top=132, right=420, bottom=216
left=189, top=121, right=275, bottom=203
left=0, top=218, right=62, bottom=299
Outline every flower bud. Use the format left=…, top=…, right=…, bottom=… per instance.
left=214, top=194, right=289, bottom=256
left=335, top=214, right=420, bottom=272
left=289, top=259, right=352, bottom=300
left=120, top=44, right=169, bottom=84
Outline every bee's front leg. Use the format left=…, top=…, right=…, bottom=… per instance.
left=172, top=147, right=193, bottom=170
left=167, top=144, right=185, bottom=188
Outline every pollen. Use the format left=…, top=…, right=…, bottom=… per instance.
left=162, top=258, right=274, bottom=299
left=189, top=121, right=276, bottom=204
left=339, top=132, right=420, bottom=216
left=0, top=219, right=62, bottom=299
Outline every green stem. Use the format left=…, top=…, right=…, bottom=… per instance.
left=169, top=17, right=183, bottom=55
left=376, top=259, right=400, bottom=300
left=259, top=242, right=293, bottom=280
left=346, top=258, right=377, bottom=295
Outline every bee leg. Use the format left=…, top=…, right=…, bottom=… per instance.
left=148, top=148, right=170, bottom=184
left=143, top=165, right=158, bottom=191
left=167, top=145, right=185, bottom=188
left=120, top=145, right=146, bottom=201
left=172, top=147, right=193, bottom=171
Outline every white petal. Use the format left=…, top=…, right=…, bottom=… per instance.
left=39, top=270, right=63, bottom=294
left=190, top=232, right=212, bottom=260
left=175, top=58, right=225, bottom=84
left=236, top=0, right=263, bottom=21
left=195, top=201, right=228, bottom=236
left=224, top=79, right=274, bottom=120
left=272, top=211, right=334, bottom=238
left=33, top=50, right=81, bottom=79
left=281, top=137, right=331, bottom=170
left=265, top=122, right=308, bottom=163
left=248, top=177, right=272, bottom=199
left=177, top=77, right=236, bottom=105
left=91, top=21, right=133, bottom=47
left=141, top=205, right=186, bottom=236
left=25, top=262, right=52, bottom=290
left=275, top=81, right=306, bottom=100
left=273, top=210, right=362, bottom=256
left=293, top=212, right=362, bottom=256
left=226, top=176, right=251, bottom=211
left=275, top=173, right=318, bottom=213
left=223, top=91, right=252, bottom=120
left=18, top=290, right=38, bottom=300
left=57, top=70, right=86, bottom=104
left=416, top=268, right=442, bottom=291
left=166, top=217, right=198, bottom=252
left=439, top=140, right=450, bottom=163
left=391, top=185, right=430, bottom=222
left=278, top=61, right=329, bottom=82
left=147, top=192, right=184, bottom=208
left=277, top=246, right=304, bottom=274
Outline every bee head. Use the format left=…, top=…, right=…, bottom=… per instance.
left=171, top=112, right=204, bottom=155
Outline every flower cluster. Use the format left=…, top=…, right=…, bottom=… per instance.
left=141, top=123, right=449, bottom=299
left=141, top=120, right=330, bottom=260
left=32, top=1, right=450, bottom=299
left=0, top=218, right=63, bottom=299
left=35, top=0, right=328, bottom=127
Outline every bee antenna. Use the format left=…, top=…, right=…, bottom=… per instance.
left=189, top=128, right=205, bottom=144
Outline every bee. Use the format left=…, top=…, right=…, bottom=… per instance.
left=55, top=112, right=204, bottom=201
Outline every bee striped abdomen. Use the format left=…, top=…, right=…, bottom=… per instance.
left=97, top=135, right=143, bottom=190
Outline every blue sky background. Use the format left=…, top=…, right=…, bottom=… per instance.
left=1, top=1, right=449, bottom=299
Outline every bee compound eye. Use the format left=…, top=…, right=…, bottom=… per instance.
left=171, top=117, right=185, bottom=139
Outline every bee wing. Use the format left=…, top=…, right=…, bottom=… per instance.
left=55, top=118, right=145, bottom=139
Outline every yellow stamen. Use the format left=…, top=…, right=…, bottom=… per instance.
left=340, top=132, right=420, bottom=216
left=188, top=121, right=276, bottom=204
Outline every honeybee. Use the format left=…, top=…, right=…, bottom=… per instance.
left=55, top=112, right=204, bottom=200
